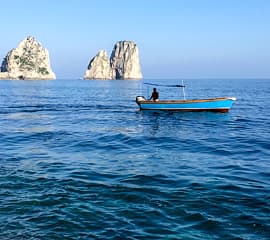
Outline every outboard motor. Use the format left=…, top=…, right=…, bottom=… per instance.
left=136, top=96, right=145, bottom=104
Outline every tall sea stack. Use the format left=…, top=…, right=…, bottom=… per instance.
left=84, top=50, right=113, bottom=79
left=0, top=36, right=56, bottom=80
left=84, top=40, right=142, bottom=80
left=110, top=41, right=142, bottom=79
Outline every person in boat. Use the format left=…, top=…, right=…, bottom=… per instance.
left=149, top=88, right=159, bottom=101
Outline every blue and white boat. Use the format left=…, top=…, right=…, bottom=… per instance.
left=136, top=82, right=236, bottom=112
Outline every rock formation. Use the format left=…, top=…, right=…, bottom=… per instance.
left=84, top=50, right=113, bottom=79
left=110, top=41, right=142, bottom=79
left=84, top=40, right=142, bottom=80
left=0, top=36, right=56, bottom=80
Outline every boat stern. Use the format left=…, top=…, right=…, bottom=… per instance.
left=136, top=96, right=146, bottom=107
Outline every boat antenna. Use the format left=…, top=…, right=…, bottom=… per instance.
left=182, top=80, right=186, bottom=100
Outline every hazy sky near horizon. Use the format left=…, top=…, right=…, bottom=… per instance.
left=1, top=0, right=270, bottom=79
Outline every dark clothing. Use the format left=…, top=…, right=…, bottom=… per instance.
left=149, top=88, right=159, bottom=101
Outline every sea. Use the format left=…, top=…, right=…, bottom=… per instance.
left=0, top=79, right=269, bottom=239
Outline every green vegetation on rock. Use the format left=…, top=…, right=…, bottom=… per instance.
left=38, top=67, right=49, bottom=75
left=18, top=56, right=35, bottom=69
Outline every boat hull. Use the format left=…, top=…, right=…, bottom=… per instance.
left=136, top=96, right=236, bottom=112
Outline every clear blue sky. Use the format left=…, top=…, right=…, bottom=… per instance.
left=1, top=0, right=270, bottom=79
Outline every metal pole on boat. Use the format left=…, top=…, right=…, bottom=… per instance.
left=182, top=80, right=186, bottom=100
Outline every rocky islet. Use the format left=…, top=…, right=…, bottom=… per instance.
left=0, top=36, right=56, bottom=80
left=84, top=41, right=143, bottom=80
left=84, top=50, right=113, bottom=80
left=0, top=37, right=142, bottom=80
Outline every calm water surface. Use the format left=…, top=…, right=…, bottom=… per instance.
left=0, top=79, right=269, bottom=239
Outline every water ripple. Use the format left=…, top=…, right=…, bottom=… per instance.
left=0, top=79, right=270, bottom=239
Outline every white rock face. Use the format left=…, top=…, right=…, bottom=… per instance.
left=0, top=36, right=56, bottom=80
left=111, top=41, right=142, bottom=79
left=84, top=50, right=113, bottom=79
left=84, top=40, right=142, bottom=80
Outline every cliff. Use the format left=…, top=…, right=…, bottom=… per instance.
left=84, top=40, right=142, bottom=80
left=84, top=50, right=113, bottom=79
left=0, top=36, right=56, bottom=80
left=110, top=41, right=142, bottom=79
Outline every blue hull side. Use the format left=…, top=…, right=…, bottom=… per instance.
left=136, top=97, right=236, bottom=112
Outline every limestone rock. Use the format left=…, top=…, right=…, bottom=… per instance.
left=84, top=40, right=142, bottom=80
left=110, top=41, right=142, bottom=79
left=0, top=71, right=9, bottom=79
left=0, top=36, right=56, bottom=80
left=84, top=50, right=113, bottom=79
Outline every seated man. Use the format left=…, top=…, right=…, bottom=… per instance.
left=149, top=88, right=159, bottom=101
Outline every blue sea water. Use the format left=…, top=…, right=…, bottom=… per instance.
left=0, top=79, right=269, bottom=239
